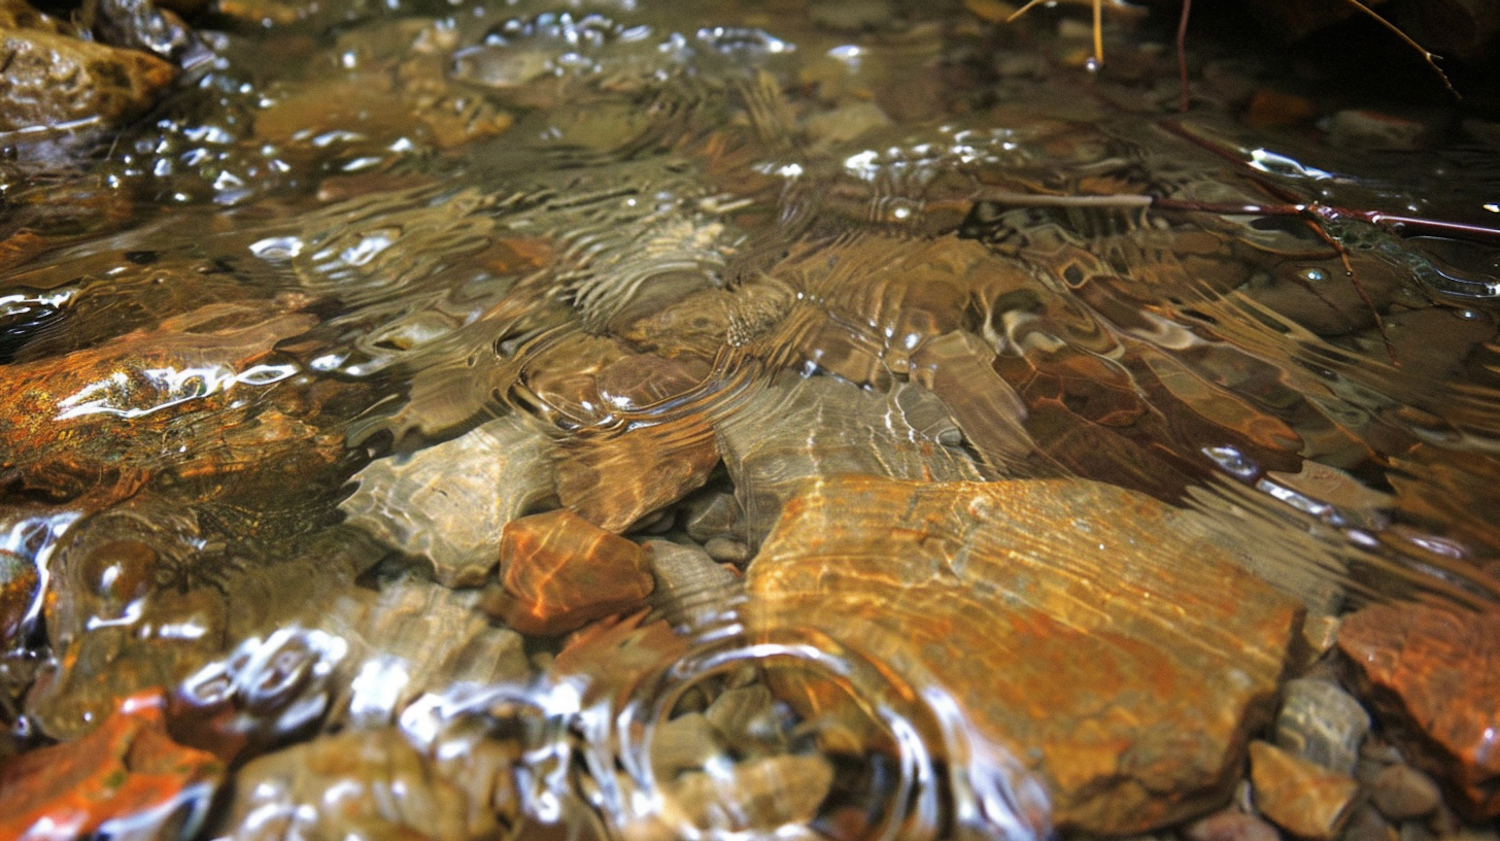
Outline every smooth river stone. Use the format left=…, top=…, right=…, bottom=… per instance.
left=341, top=413, right=557, bottom=587
left=1338, top=602, right=1500, bottom=819
left=745, top=475, right=1302, bottom=835
left=557, top=414, right=720, bottom=533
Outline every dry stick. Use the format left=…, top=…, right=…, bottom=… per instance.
left=1342, top=0, right=1457, bottom=97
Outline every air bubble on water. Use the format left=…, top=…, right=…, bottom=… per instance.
left=1300, top=267, right=1327, bottom=283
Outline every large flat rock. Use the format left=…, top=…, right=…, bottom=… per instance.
left=745, top=475, right=1301, bottom=835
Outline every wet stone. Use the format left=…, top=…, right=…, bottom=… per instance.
left=341, top=413, right=557, bottom=588
left=1369, top=763, right=1443, bottom=821
left=643, top=540, right=740, bottom=622
left=220, top=727, right=501, bottom=841
left=704, top=536, right=751, bottom=564
left=0, top=691, right=223, bottom=841
left=1275, top=677, right=1371, bottom=776
left=1181, top=809, right=1282, bottom=841
left=668, top=753, right=835, bottom=835
left=489, top=509, right=655, bottom=635
left=0, top=548, right=38, bottom=647
left=1250, top=740, right=1360, bottom=841
left=747, top=475, right=1302, bottom=835
left=682, top=491, right=742, bottom=543
left=0, top=27, right=177, bottom=132
left=1341, top=803, right=1399, bottom=841
left=652, top=712, right=723, bottom=778
left=1338, top=602, right=1500, bottom=819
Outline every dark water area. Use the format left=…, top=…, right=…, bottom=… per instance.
left=2, top=0, right=1500, bottom=838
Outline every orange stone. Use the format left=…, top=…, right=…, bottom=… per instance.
left=494, top=510, right=654, bottom=635
left=0, top=690, right=224, bottom=840
left=746, top=475, right=1301, bottom=835
left=1338, top=602, right=1500, bottom=818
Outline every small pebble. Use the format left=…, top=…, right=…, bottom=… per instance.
left=704, top=536, right=751, bottom=564
left=1181, top=809, right=1280, bottom=841
left=1369, top=764, right=1441, bottom=821
left=683, top=493, right=741, bottom=543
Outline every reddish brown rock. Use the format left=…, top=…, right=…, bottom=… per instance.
left=1338, top=602, right=1500, bottom=818
left=0, top=690, right=224, bottom=840
left=1248, top=740, right=1359, bottom=840
left=490, top=510, right=654, bottom=635
left=745, top=475, right=1302, bottom=835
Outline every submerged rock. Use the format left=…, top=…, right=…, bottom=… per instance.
left=716, top=374, right=988, bottom=545
left=0, top=690, right=223, bottom=841
left=488, top=509, right=655, bottom=635
left=1338, top=602, right=1500, bottom=819
left=746, top=474, right=1302, bottom=835
left=341, top=413, right=558, bottom=587
left=1248, top=740, right=1360, bottom=840
left=220, top=727, right=502, bottom=841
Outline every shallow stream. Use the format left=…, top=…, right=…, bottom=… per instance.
left=2, top=1, right=1500, bottom=839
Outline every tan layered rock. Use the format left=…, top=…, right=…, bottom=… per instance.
left=1338, top=602, right=1500, bottom=819
left=745, top=475, right=1302, bottom=835
left=1248, top=740, right=1360, bottom=839
left=490, top=510, right=654, bottom=635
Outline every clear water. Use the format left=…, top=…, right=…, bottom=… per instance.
left=2, top=0, right=1499, bottom=838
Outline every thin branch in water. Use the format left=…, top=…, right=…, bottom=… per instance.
left=1341, top=0, right=1458, bottom=97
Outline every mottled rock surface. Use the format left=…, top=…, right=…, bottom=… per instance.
left=1338, top=602, right=1500, bottom=818
left=746, top=474, right=1302, bottom=834
left=0, top=691, right=223, bottom=840
left=0, top=27, right=177, bottom=131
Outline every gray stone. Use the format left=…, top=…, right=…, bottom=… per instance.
left=1181, top=809, right=1280, bottom=841
left=1275, top=678, right=1370, bottom=776
left=704, top=536, right=751, bottom=564
left=643, top=540, right=740, bottom=622
left=682, top=492, right=741, bottom=543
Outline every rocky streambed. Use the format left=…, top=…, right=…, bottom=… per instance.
left=2, top=0, right=1500, bottom=839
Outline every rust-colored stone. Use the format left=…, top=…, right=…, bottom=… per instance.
left=1248, top=740, right=1359, bottom=840
left=746, top=475, right=1301, bottom=835
left=0, top=690, right=223, bottom=840
left=1338, top=601, right=1500, bottom=818
left=491, top=510, right=654, bottom=635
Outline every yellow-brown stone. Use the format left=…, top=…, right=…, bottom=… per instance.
left=1248, top=740, right=1359, bottom=839
left=745, top=475, right=1302, bottom=835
